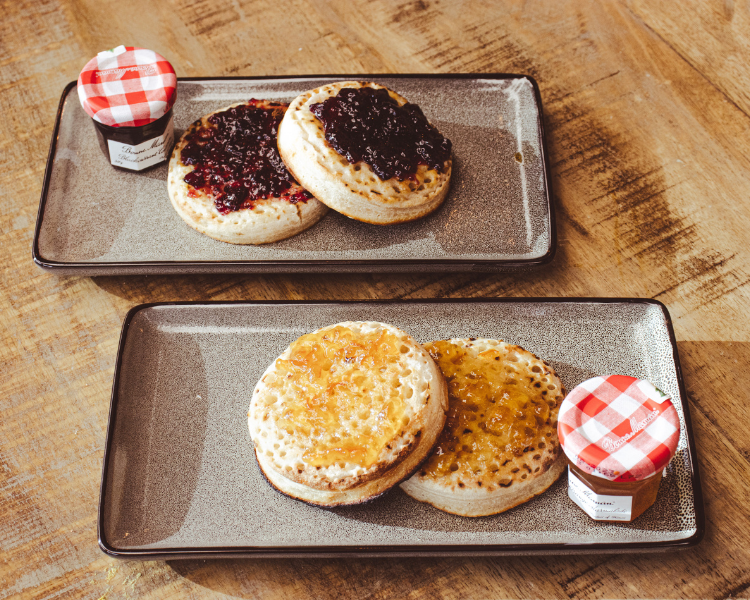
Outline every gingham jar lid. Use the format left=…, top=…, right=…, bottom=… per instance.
left=558, top=375, right=680, bottom=482
left=77, top=46, right=176, bottom=127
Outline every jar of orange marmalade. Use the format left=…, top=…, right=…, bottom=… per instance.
left=557, top=375, right=680, bottom=522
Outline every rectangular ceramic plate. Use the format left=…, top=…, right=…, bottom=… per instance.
left=34, top=75, right=555, bottom=274
left=99, top=299, right=703, bottom=559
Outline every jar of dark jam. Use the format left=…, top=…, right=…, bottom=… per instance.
left=557, top=375, right=681, bottom=522
left=77, top=46, right=177, bottom=171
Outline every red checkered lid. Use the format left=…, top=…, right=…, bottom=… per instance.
left=77, top=46, right=176, bottom=127
left=557, top=375, right=680, bottom=482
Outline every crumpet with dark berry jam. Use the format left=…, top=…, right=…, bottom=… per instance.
left=168, top=100, right=327, bottom=245
left=277, top=82, right=452, bottom=225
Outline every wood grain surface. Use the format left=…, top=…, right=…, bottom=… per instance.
left=2, top=0, right=750, bottom=598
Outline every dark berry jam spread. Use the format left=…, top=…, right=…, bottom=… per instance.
left=179, top=100, right=312, bottom=214
left=309, top=86, right=451, bottom=181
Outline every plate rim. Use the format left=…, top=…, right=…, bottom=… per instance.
left=33, top=73, right=556, bottom=274
left=97, top=297, right=704, bottom=559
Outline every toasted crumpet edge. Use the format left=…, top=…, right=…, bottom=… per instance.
left=253, top=407, right=447, bottom=507
left=400, top=452, right=566, bottom=517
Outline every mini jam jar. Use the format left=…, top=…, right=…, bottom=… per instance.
left=77, top=46, right=177, bottom=171
left=557, top=375, right=681, bottom=522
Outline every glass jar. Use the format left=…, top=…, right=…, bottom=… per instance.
left=558, top=375, right=680, bottom=523
left=566, top=461, right=663, bottom=522
left=77, top=46, right=177, bottom=171
left=91, top=108, right=175, bottom=171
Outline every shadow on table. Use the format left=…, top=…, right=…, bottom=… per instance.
left=100, top=315, right=210, bottom=550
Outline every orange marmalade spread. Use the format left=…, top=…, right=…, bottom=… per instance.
left=272, top=325, right=409, bottom=469
left=421, top=340, right=559, bottom=480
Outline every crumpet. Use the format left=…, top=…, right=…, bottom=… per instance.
left=277, top=81, right=452, bottom=225
left=400, top=338, right=566, bottom=517
left=248, top=322, right=449, bottom=506
left=168, top=99, right=328, bottom=244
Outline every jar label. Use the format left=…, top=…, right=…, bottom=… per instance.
left=106, top=117, right=174, bottom=170
left=568, top=467, right=633, bottom=521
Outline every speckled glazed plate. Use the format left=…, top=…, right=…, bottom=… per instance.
left=99, top=299, right=703, bottom=559
left=35, top=75, right=554, bottom=275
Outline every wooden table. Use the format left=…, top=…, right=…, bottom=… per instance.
left=2, top=1, right=749, bottom=597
